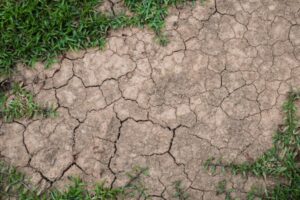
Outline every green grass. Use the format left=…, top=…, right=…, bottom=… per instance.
left=0, top=0, right=195, bottom=76
left=1, top=0, right=115, bottom=75
left=0, top=162, right=149, bottom=200
left=215, top=180, right=236, bottom=200
left=0, top=0, right=198, bottom=121
left=124, top=0, right=190, bottom=34
left=173, top=180, right=190, bottom=200
left=205, top=91, right=300, bottom=200
left=0, top=162, right=193, bottom=200
left=0, top=83, right=56, bottom=122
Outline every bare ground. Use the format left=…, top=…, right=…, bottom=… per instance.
left=1, top=0, right=300, bottom=199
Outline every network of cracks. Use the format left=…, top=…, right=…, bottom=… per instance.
left=1, top=0, right=300, bottom=199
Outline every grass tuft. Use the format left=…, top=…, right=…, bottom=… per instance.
left=173, top=180, right=190, bottom=200
left=215, top=180, right=235, bottom=200
left=0, top=83, right=56, bottom=122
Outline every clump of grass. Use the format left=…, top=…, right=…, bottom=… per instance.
left=124, top=0, right=183, bottom=34
left=215, top=180, right=235, bottom=200
left=173, top=180, right=190, bottom=200
left=0, top=162, right=149, bottom=200
left=125, top=0, right=200, bottom=34
left=216, top=180, right=227, bottom=195
left=156, top=34, right=170, bottom=46
left=0, top=83, right=56, bottom=122
left=0, top=162, right=39, bottom=199
left=205, top=91, right=300, bottom=199
left=124, top=166, right=149, bottom=198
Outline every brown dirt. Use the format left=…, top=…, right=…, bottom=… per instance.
left=1, top=0, right=300, bottom=199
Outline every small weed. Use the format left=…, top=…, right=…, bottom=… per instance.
left=156, top=34, right=170, bottom=46
left=124, top=166, right=150, bottom=198
left=216, top=180, right=227, bottom=195
left=173, top=180, right=190, bottom=200
left=205, top=90, right=300, bottom=199
left=216, top=180, right=235, bottom=200
left=0, top=83, right=56, bottom=122
left=0, top=162, right=39, bottom=199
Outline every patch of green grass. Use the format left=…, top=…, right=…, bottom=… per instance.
left=1, top=0, right=111, bottom=75
left=0, top=83, right=56, bottom=122
left=216, top=180, right=227, bottom=195
left=0, top=0, right=200, bottom=121
left=205, top=90, right=300, bottom=199
left=124, top=0, right=190, bottom=34
left=0, top=0, right=196, bottom=77
left=173, top=180, right=190, bottom=200
left=124, top=166, right=150, bottom=198
left=0, top=162, right=149, bottom=200
left=0, top=162, right=39, bottom=199
left=49, top=178, right=125, bottom=200
left=156, top=33, right=170, bottom=46
left=215, top=180, right=235, bottom=200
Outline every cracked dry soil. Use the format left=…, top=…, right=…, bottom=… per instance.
left=1, top=0, right=300, bottom=199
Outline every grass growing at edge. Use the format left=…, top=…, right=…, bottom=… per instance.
left=0, top=0, right=199, bottom=121
left=0, top=162, right=149, bottom=200
left=205, top=90, right=300, bottom=199
left=0, top=83, right=56, bottom=122
left=0, top=0, right=197, bottom=76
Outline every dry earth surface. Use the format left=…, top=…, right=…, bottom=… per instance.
left=1, top=0, right=300, bottom=199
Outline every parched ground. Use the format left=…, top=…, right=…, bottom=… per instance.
left=1, top=0, right=300, bottom=199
